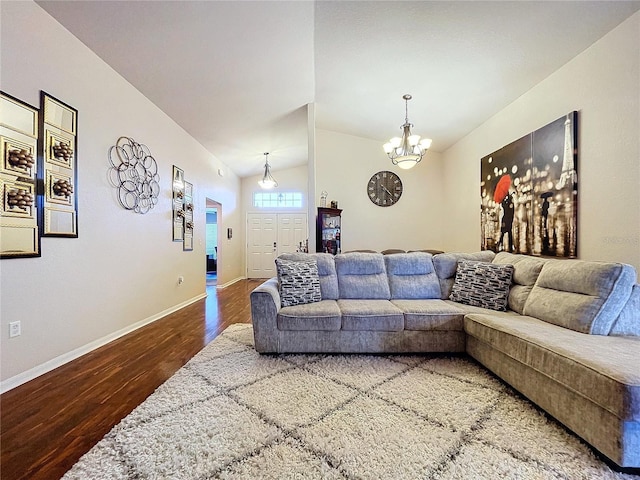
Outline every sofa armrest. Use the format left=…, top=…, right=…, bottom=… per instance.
left=250, top=277, right=281, bottom=352
left=609, top=284, right=640, bottom=336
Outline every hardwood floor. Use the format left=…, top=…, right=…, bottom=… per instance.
left=1, top=279, right=264, bottom=480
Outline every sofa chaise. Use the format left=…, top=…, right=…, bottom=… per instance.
left=250, top=251, right=640, bottom=469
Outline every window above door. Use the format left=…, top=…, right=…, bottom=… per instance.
left=253, top=192, right=303, bottom=208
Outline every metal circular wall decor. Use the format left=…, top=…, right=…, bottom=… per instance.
left=108, top=137, right=160, bottom=214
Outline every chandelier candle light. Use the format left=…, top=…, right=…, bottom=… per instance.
left=258, top=152, right=278, bottom=189
left=383, top=94, right=432, bottom=170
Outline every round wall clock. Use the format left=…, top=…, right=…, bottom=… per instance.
left=367, top=170, right=403, bottom=207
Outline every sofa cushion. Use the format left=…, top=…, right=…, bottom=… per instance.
left=433, top=251, right=496, bottom=299
left=409, top=249, right=445, bottom=255
left=335, top=252, right=390, bottom=299
left=278, top=252, right=339, bottom=300
left=492, top=252, right=546, bottom=314
left=523, top=260, right=637, bottom=334
left=464, top=313, right=640, bottom=422
left=391, top=299, right=465, bottom=331
left=277, top=300, right=341, bottom=331
left=449, top=260, right=514, bottom=311
left=337, top=299, right=403, bottom=331
left=384, top=252, right=441, bottom=299
left=275, top=258, right=322, bottom=307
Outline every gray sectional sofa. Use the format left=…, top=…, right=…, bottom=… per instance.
left=250, top=251, right=640, bottom=469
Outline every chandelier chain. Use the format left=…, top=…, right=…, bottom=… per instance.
left=405, top=96, right=410, bottom=125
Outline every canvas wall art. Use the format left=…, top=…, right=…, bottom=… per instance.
left=480, top=112, right=578, bottom=258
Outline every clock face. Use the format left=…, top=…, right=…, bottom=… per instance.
left=367, top=170, right=403, bottom=207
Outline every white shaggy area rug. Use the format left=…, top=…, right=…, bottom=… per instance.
left=63, top=324, right=638, bottom=480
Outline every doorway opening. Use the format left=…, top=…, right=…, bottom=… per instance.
left=206, top=199, right=222, bottom=287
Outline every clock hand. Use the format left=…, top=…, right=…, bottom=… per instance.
left=382, top=186, right=392, bottom=196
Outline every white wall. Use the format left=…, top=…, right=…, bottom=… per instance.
left=441, top=12, right=640, bottom=272
left=316, top=129, right=445, bottom=252
left=0, top=2, right=244, bottom=386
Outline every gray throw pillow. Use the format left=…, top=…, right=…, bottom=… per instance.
left=275, top=258, right=322, bottom=307
left=449, top=260, right=514, bottom=311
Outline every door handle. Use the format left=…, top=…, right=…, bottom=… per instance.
left=273, top=241, right=277, bottom=251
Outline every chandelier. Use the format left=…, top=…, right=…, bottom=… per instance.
left=383, top=94, right=432, bottom=170
left=258, top=152, right=278, bottom=189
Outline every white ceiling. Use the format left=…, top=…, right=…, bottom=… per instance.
left=37, top=0, right=640, bottom=178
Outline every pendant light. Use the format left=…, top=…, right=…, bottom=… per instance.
left=383, top=94, right=432, bottom=169
left=258, top=152, right=278, bottom=189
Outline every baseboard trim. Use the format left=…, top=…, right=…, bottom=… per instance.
left=0, top=293, right=207, bottom=394
left=216, top=276, right=245, bottom=289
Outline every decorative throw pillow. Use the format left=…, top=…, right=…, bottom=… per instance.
left=449, top=260, right=514, bottom=311
left=275, top=258, right=322, bottom=307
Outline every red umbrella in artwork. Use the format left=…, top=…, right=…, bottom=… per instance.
left=493, top=174, right=511, bottom=203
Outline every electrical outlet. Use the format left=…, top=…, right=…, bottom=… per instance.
left=9, top=321, right=21, bottom=338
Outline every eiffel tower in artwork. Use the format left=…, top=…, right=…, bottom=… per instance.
left=557, top=114, right=577, bottom=190
left=555, top=113, right=578, bottom=257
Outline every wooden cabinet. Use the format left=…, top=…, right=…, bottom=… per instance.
left=316, top=207, right=342, bottom=254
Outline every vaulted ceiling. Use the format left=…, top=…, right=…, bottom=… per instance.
left=37, top=1, right=640, bottom=177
